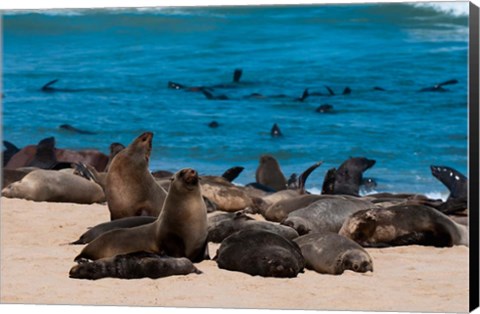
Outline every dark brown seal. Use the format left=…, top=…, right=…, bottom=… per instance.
left=255, top=155, right=287, bottom=191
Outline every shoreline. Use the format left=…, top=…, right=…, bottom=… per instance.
left=0, top=197, right=469, bottom=312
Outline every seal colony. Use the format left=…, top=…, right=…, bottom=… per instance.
left=1, top=130, right=469, bottom=281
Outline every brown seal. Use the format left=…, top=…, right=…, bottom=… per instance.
left=255, top=155, right=287, bottom=191
left=74, top=168, right=209, bottom=262
left=105, top=132, right=167, bottom=220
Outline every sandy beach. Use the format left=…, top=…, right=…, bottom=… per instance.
left=0, top=197, right=469, bottom=313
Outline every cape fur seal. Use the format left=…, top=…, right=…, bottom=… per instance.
left=105, top=132, right=167, bottom=220
left=69, top=252, right=201, bottom=280
left=214, top=229, right=305, bottom=278
left=339, top=204, right=468, bottom=247
left=430, top=165, right=468, bottom=214
left=74, top=168, right=209, bottom=263
left=322, top=157, right=376, bottom=196
left=294, top=232, right=373, bottom=275
left=255, top=155, right=287, bottom=191
left=3, top=140, right=20, bottom=167
left=2, top=169, right=105, bottom=204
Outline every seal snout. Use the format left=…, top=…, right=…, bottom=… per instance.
left=181, top=168, right=199, bottom=185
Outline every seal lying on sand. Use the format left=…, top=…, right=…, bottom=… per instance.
left=207, top=212, right=299, bottom=243
left=1, top=169, right=105, bottom=204
left=294, top=232, right=373, bottom=275
left=74, top=168, right=208, bottom=263
left=339, top=204, right=469, bottom=247
left=214, top=229, right=305, bottom=278
left=281, top=196, right=376, bottom=235
left=69, top=252, right=201, bottom=280
left=105, top=132, right=167, bottom=220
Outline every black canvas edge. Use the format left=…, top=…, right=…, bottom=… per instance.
left=470, top=1, right=480, bottom=313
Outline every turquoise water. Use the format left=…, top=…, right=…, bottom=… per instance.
left=1, top=2, right=469, bottom=196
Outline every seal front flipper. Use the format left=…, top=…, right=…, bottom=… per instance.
left=221, top=166, right=244, bottom=182
left=3, top=140, right=20, bottom=167
left=41, top=79, right=59, bottom=91
left=298, top=88, right=309, bottom=101
left=297, top=161, right=323, bottom=194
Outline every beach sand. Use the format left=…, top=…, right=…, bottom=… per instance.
left=0, top=197, right=469, bottom=313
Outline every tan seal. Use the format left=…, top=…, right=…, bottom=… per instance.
left=105, top=132, right=167, bottom=220
left=74, top=168, right=209, bottom=262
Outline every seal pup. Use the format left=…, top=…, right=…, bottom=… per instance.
left=105, top=132, right=167, bottom=220
left=69, top=252, right=201, bottom=280
left=2, top=169, right=105, bottom=204
left=282, top=196, right=376, bottom=235
left=214, top=229, right=304, bottom=278
left=430, top=165, right=468, bottom=214
left=339, top=204, right=469, bottom=247
left=3, top=141, right=20, bottom=167
left=294, top=232, right=373, bottom=275
left=59, top=124, right=97, bottom=135
left=255, top=155, right=287, bottom=191
left=419, top=79, right=458, bottom=92
left=74, top=168, right=209, bottom=262
left=207, top=211, right=299, bottom=243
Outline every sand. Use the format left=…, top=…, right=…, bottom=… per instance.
left=0, top=197, right=470, bottom=313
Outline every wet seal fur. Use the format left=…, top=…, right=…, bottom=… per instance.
left=69, top=252, right=201, bottom=280
left=215, top=229, right=305, bottom=278
left=294, top=232, right=373, bottom=275
left=339, top=204, right=468, bottom=247
left=74, top=168, right=209, bottom=263
left=105, top=132, right=167, bottom=220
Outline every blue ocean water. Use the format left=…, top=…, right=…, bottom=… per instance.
left=1, top=2, right=469, bottom=197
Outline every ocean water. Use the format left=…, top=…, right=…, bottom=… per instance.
left=1, top=2, right=469, bottom=197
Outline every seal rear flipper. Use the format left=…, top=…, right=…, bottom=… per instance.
left=221, top=166, right=244, bottom=182
left=325, top=85, right=335, bottom=96
left=297, top=161, right=323, bottom=194
left=299, top=88, right=309, bottom=101
left=233, top=68, right=243, bottom=83
left=438, top=79, right=458, bottom=87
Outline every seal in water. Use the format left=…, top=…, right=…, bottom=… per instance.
left=270, top=123, right=283, bottom=137
left=59, top=124, right=97, bottom=135
left=69, top=252, right=201, bottom=280
left=214, top=229, right=305, bottom=278
left=339, top=204, right=469, bottom=247
left=105, top=132, right=167, bottom=220
left=74, top=168, right=209, bottom=262
left=419, top=79, right=458, bottom=92
left=294, top=232, right=373, bottom=275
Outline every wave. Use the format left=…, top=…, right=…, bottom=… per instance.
left=410, top=2, right=469, bottom=17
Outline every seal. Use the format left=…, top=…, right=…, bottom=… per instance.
left=207, top=211, right=299, bottom=243
left=1, top=169, right=105, bottom=204
left=430, top=165, right=468, bottom=214
left=2, top=168, right=32, bottom=188
left=255, top=154, right=287, bottom=191
left=419, top=79, right=458, bottom=92
left=281, top=196, right=376, bottom=235
left=59, top=124, right=97, bottom=135
left=338, top=204, right=469, bottom=247
left=3, top=140, right=20, bottom=167
left=315, top=104, right=333, bottom=113
left=27, top=137, right=71, bottom=170
left=214, top=229, right=305, bottom=278
left=270, top=123, right=283, bottom=137
left=70, top=216, right=157, bottom=245
left=294, top=232, right=373, bottom=275
left=322, top=157, right=376, bottom=196
left=74, top=168, right=209, bottom=262
left=69, top=252, right=201, bottom=280
left=105, top=132, right=167, bottom=220
left=104, top=142, right=125, bottom=172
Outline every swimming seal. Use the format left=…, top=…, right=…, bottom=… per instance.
left=59, top=124, right=97, bottom=135
left=69, top=252, right=201, bottom=280
left=214, top=229, right=305, bottom=278
left=294, top=232, right=373, bottom=275
left=74, top=168, right=209, bottom=262
left=3, top=141, right=20, bottom=167
left=339, top=204, right=469, bottom=247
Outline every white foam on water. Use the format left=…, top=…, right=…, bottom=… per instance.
left=411, top=2, right=469, bottom=17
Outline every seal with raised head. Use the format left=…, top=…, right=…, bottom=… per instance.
left=214, top=229, right=304, bottom=278
left=2, top=169, right=105, bottom=204
left=105, top=132, right=167, bottom=220
left=339, top=204, right=469, bottom=247
left=322, top=157, right=376, bottom=196
left=294, top=232, right=373, bottom=275
left=255, top=154, right=287, bottom=192
left=69, top=252, right=201, bottom=280
left=74, top=168, right=209, bottom=263
left=430, top=165, right=468, bottom=214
